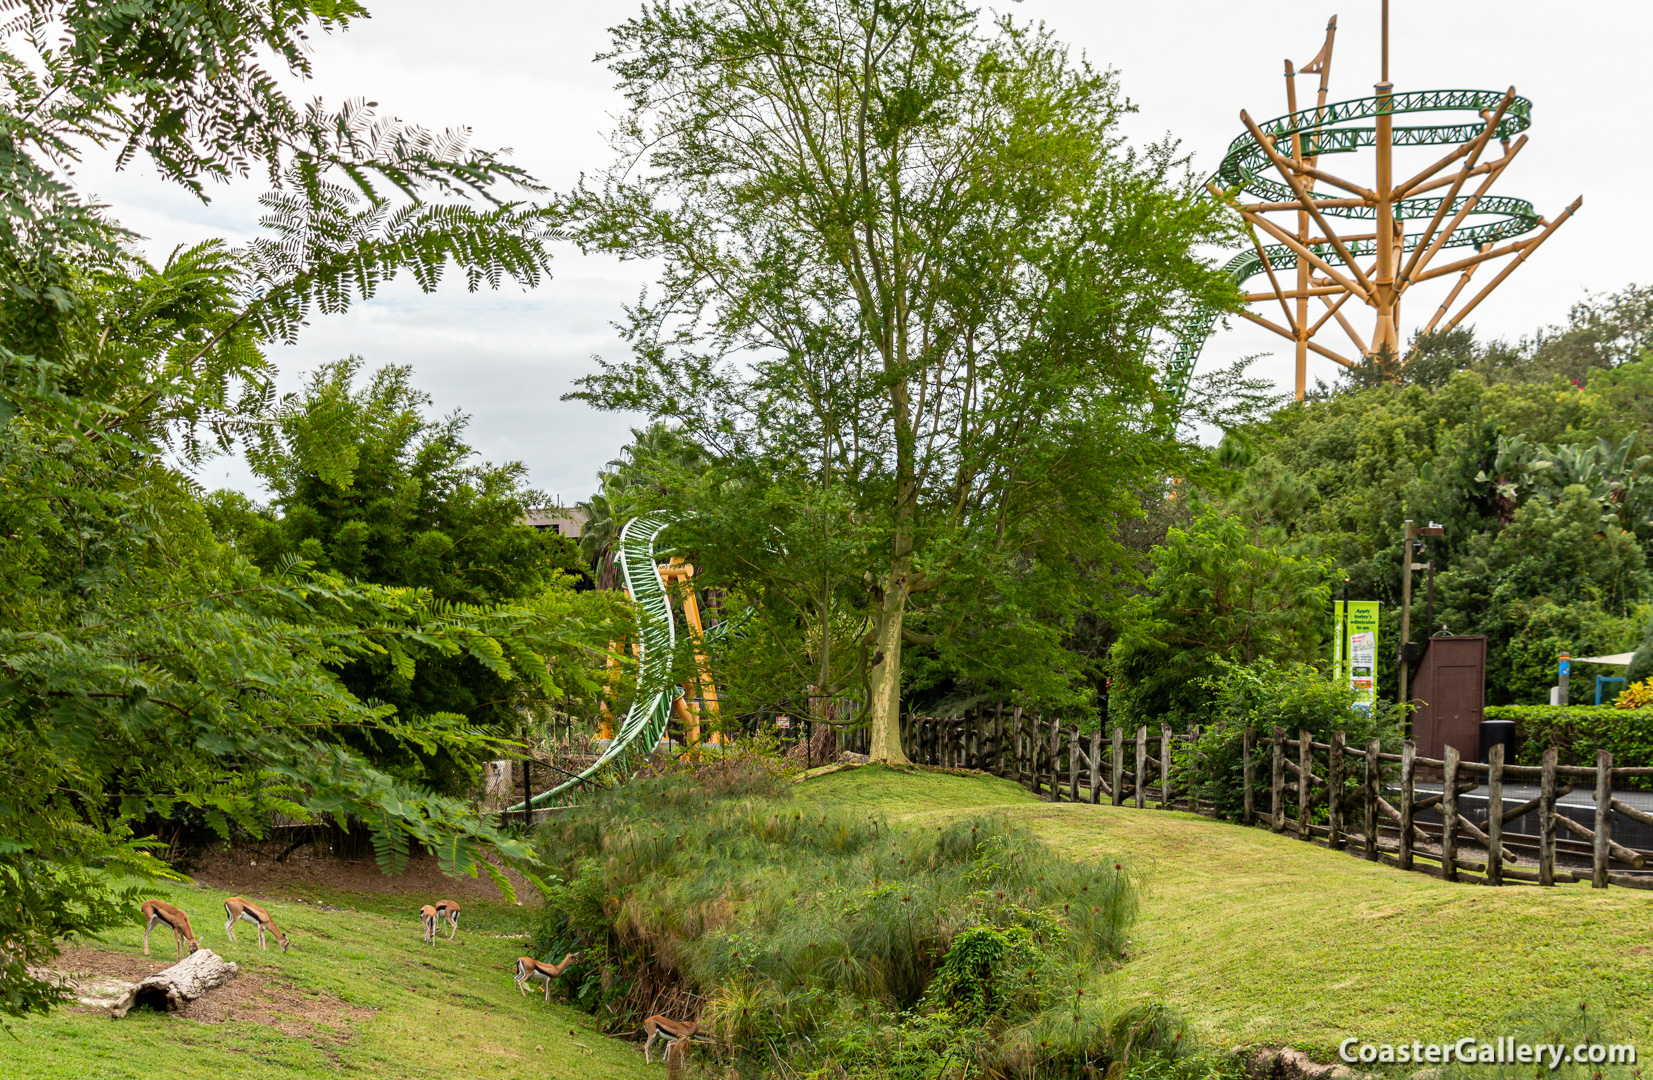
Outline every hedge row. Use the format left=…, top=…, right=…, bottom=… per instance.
left=1484, top=705, right=1653, bottom=788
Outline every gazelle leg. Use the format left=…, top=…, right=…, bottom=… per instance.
left=144, top=914, right=156, bottom=956
left=644, top=1030, right=656, bottom=1063
left=257, top=924, right=267, bottom=950
left=224, top=915, right=237, bottom=943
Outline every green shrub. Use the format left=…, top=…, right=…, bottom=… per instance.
left=1486, top=705, right=1653, bottom=787
left=1185, top=660, right=1404, bottom=821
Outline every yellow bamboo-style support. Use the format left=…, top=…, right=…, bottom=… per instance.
left=1214, top=7, right=1578, bottom=393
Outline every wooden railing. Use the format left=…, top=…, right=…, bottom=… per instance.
left=898, top=708, right=1653, bottom=890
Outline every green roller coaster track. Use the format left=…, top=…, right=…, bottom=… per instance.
left=510, top=512, right=727, bottom=811
left=1164, top=87, right=1540, bottom=401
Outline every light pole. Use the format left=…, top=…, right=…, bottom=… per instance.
left=1398, top=519, right=1445, bottom=715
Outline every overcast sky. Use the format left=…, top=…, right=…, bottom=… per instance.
left=83, top=1, right=1650, bottom=505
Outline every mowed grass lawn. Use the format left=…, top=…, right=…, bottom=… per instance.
left=0, top=876, right=650, bottom=1080
left=801, top=766, right=1653, bottom=1056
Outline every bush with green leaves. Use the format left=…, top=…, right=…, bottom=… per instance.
left=531, top=763, right=1147, bottom=1078
left=1486, top=705, right=1653, bottom=787
left=1185, top=660, right=1404, bottom=821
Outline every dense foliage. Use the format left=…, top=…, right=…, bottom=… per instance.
left=1183, top=661, right=1405, bottom=820
left=0, top=0, right=595, bottom=1017
left=1485, top=706, right=1653, bottom=788
left=1108, top=287, right=1653, bottom=726
left=205, top=359, right=602, bottom=794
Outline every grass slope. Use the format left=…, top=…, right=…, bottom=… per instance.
left=801, top=766, right=1653, bottom=1055
left=0, top=876, right=650, bottom=1080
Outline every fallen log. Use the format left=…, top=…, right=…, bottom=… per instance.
left=111, top=949, right=239, bottom=1018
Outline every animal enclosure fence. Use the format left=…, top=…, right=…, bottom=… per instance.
left=899, top=708, right=1653, bottom=890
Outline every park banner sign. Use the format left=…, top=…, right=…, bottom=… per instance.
left=1332, top=601, right=1381, bottom=714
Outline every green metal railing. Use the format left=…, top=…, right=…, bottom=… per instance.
left=1164, top=88, right=1546, bottom=401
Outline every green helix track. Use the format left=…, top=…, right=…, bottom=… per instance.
left=1164, top=88, right=1539, bottom=402
left=513, top=511, right=721, bottom=810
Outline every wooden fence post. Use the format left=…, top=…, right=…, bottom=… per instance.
left=1539, top=747, right=1558, bottom=887
left=1399, top=741, right=1416, bottom=871
left=1069, top=727, right=1080, bottom=802
left=1270, top=727, right=1285, bottom=832
left=1111, top=726, right=1124, bottom=806
left=1159, top=724, right=1172, bottom=808
left=1364, top=739, right=1380, bottom=861
left=1049, top=718, right=1061, bottom=801
left=1441, top=744, right=1460, bottom=882
left=1486, top=742, right=1505, bottom=886
left=1135, top=726, right=1148, bottom=809
left=1090, top=729, right=1103, bottom=804
left=1328, top=730, right=1345, bottom=848
left=1242, top=727, right=1255, bottom=825
left=1298, top=729, right=1312, bottom=841
left=1013, top=707, right=1024, bottom=786
left=1186, top=724, right=1199, bottom=813
left=1594, top=749, right=1613, bottom=889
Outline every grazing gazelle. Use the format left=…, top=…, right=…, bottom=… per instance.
left=141, top=900, right=200, bottom=959
left=433, top=898, right=460, bottom=941
left=642, top=1015, right=706, bottom=1064
left=223, top=896, right=290, bottom=953
left=513, top=952, right=579, bottom=1002
left=420, top=904, right=439, bottom=946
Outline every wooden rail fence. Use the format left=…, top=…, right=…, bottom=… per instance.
left=898, top=708, right=1653, bottom=890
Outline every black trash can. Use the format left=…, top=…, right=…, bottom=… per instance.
left=1479, top=719, right=1517, bottom=764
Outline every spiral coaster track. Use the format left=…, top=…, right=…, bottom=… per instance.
left=1164, top=14, right=1579, bottom=404
left=512, top=512, right=727, bottom=811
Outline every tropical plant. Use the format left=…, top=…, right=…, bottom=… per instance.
left=1109, top=511, right=1334, bottom=724
left=0, top=0, right=576, bottom=1017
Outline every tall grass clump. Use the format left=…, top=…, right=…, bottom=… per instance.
left=527, top=757, right=1205, bottom=1080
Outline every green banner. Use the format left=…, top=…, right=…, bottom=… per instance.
left=1332, top=600, right=1381, bottom=714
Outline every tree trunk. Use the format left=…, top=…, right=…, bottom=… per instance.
left=867, top=569, right=910, bottom=764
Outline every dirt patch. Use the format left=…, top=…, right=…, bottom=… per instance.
left=53, top=945, right=175, bottom=982
left=190, top=848, right=532, bottom=904
left=54, top=947, right=376, bottom=1041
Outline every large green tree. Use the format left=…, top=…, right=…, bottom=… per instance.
left=562, top=0, right=1237, bottom=758
left=0, top=0, right=587, bottom=1016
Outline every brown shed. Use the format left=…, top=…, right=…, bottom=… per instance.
left=1409, top=635, right=1488, bottom=761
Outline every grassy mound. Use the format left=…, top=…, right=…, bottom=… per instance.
left=532, top=759, right=1196, bottom=1080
